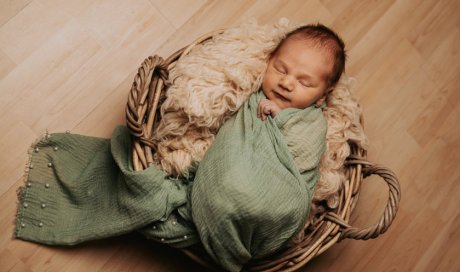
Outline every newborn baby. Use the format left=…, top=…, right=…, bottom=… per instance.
left=191, top=23, right=346, bottom=271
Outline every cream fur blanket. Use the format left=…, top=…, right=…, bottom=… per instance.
left=152, top=18, right=368, bottom=206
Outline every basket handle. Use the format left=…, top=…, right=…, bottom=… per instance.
left=328, top=161, right=401, bottom=240
left=126, top=55, right=168, bottom=139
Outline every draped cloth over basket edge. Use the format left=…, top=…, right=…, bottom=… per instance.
left=15, top=91, right=326, bottom=272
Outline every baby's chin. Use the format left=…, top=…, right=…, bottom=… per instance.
left=271, top=99, right=290, bottom=111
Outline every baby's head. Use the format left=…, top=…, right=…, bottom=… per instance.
left=262, top=23, right=346, bottom=110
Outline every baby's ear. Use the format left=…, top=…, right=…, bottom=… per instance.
left=315, top=95, right=326, bottom=106
left=315, top=86, right=334, bottom=105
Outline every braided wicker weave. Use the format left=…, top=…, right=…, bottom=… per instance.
left=125, top=30, right=401, bottom=271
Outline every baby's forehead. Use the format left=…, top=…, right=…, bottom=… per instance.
left=280, top=35, right=331, bottom=52
left=273, top=37, right=334, bottom=62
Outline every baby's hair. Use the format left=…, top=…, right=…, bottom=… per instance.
left=272, top=23, right=346, bottom=88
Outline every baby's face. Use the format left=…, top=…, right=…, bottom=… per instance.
left=262, top=37, right=334, bottom=110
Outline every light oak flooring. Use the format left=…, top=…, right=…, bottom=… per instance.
left=1, top=0, right=459, bottom=271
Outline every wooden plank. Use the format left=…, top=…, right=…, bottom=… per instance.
left=149, top=0, right=209, bottom=29
left=0, top=1, right=71, bottom=63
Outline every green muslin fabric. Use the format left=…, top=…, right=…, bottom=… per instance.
left=15, top=127, right=197, bottom=246
left=191, top=91, right=326, bottom=271
left=15, top=90, right=326, bottom=272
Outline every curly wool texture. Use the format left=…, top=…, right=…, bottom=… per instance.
left=153, top=18, right=368, bottom=204
left=315, top=76, right=368, bottom=207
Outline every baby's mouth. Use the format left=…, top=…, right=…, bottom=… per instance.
left=273, top=91, right=289, bottom=102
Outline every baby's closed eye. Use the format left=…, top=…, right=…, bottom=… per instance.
left=273, top=63, right=287, bottom=74
left=298, top=80, right=314, bottom=87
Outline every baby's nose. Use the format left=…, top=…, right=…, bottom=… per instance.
left=280, top=75, right=295, bottom=91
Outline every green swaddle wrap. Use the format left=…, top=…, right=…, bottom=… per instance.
left=15, top=91, right=326, bottom=272
left=191, top=91, right=326, bottom=271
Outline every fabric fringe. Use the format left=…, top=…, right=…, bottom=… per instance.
left=14, top=130, right=52, bottom=238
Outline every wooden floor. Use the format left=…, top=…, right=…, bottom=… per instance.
left=1, top=0, right=459, bottom=271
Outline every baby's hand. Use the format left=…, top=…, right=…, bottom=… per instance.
left=257, top=99, right=282, bottom=121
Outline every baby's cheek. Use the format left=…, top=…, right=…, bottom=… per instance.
left=261, top=81, right=269, bottom=94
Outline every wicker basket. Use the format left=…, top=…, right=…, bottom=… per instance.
left=125, top=30, right=401, bottom=271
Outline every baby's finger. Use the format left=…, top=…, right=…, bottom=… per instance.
left=258, top=99, right=268, bottom=120
left=262, top=105, right=272, bottom=120
left=263, top=104, right=272, bottom=115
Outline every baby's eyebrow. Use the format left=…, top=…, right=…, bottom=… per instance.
left=296, top=70, right=315, bottom=81
left=274, top=59, right=287, bottom=68
left=298, top=74, right=314, bottom=80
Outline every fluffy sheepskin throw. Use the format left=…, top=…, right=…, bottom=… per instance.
left=152, top=18, right=368, bottom=205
